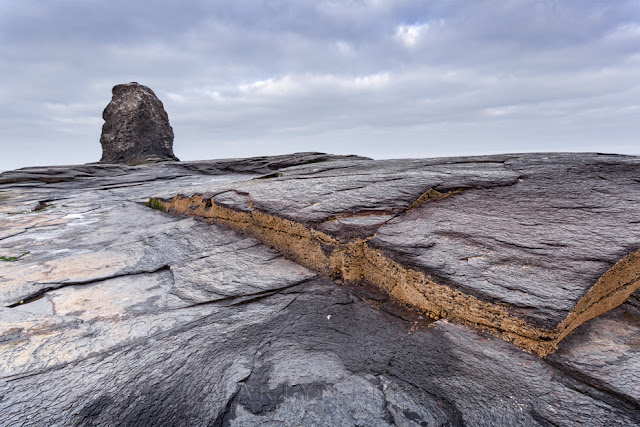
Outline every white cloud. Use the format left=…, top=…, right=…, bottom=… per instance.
left=608, top=22, right=640, bottom=39
left=336, top=41, right=353, bottom=55
left=483, top=105, right=520, bottom=117
left=395, top=23, right=429, bottom=47
left=352, top=72, right=390, bottom=89
left=232, top=73, right=391, bottom=100
left=166, top=93, right=188, bottom=104
left=238, top=77, right=297, bottom=97
left=43, top=102, right=103, bottom=113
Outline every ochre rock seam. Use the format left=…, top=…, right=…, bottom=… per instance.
left=150, top=194, right=640, bottom=357
left=557, top=250, right=640, bottom=342
left=407, top=188, right=464, bottom=210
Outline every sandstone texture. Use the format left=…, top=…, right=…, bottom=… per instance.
left=1, top=152, right=639, bottom=426
left=100, top=82, right=179, bottom=165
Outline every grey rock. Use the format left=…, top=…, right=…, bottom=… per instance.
left=0, top=152, right=370, bottom=186
left=157, top=153, right=640, bottom=350
left=369, top=153, right=640, bottom=329
left=0, top=152, right=639, bottom=425
left=100, top=82, right=179, bottom=165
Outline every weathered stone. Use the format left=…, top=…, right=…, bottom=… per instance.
left=100, top=82, right=179, bottom=165
left=1, top=152, right=639, bottom=425
left=154, top=153, right=640, bottom=355
left=0, top=152, right=370, bottom=186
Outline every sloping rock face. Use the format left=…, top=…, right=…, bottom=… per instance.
left=100, top=82, right=179, bottom=165
left=1, top=152, right=639, bottom=426
left=155, top=153, right=640, bottom=356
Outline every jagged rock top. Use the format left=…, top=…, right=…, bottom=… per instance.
left=99, top=82, right=179, bottom=165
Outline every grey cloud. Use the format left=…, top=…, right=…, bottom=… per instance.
left=0, top=0, right=638, bottom=170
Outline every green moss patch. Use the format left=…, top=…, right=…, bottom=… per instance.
left=0, top=251, right=29, bottom=262
left=147, top=198, right=165, bottom=211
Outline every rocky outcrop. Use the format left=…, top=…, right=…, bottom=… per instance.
left=1, top=153, right=639, bottom=425
left=0, top=152, right=371, bottom=186
left=99, top=82, right=179, bottom=165
left=152, top=153, right=640, bottom=356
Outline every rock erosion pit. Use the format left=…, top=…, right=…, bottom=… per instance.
left=100, top=82, right=179, bottom=165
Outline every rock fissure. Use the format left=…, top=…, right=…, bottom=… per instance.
left=4, top=153, right=640, bottom=425
left=152, top=195, right=540, bottom=353
left=406, top=188, right=464, bottom=211
left=150, top=192, right=640, bottom=357
left=546, top=358, right=640, bottom=411
left=178, top=276, right=319, bottom=310
left=7, top=265, right=172, bottom=308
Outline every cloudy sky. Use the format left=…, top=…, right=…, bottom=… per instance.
left=1, top=0, right=639, bottom=170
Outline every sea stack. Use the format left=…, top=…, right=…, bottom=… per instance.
left=99, top=82, right=179, bottom=165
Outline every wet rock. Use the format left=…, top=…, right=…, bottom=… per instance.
left=0, top=152, right=370, bottom=186
left=154, top=153, right=640, bottom=354
left=368, top=154, right=640, bottom=329
left=0, top=152, right=639, bottom=425
left=100, top=82, right=179, bottom=165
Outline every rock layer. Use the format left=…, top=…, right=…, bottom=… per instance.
left=100, top=82, right=179, bottom=165
left=152, top=153, right=640, bottom=356
left=1, top=152, right=639, bottom=425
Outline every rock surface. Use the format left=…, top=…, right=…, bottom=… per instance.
left=0, top=152, right=639, bottom=425
left=100, top=82, right=179, bottom=165
left=155, top=152, right=640, bottom=354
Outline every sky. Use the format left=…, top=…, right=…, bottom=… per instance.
left=1, top=0, right=639, bottom=170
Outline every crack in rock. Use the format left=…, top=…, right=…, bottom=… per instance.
left=150, top=190, right=640, bottom=357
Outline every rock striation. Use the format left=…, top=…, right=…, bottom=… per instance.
left=99, top=82, right=179, bottom=165
left=152, top=153, right=640, bottom=356
left=1, top=152, right=639, bottom=426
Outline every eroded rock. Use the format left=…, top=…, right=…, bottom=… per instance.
left=1, top=153, right=639, bottom=425
left=100, top=82, right=179, bottom=165
left=153, top=153, right=640, bottom=355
